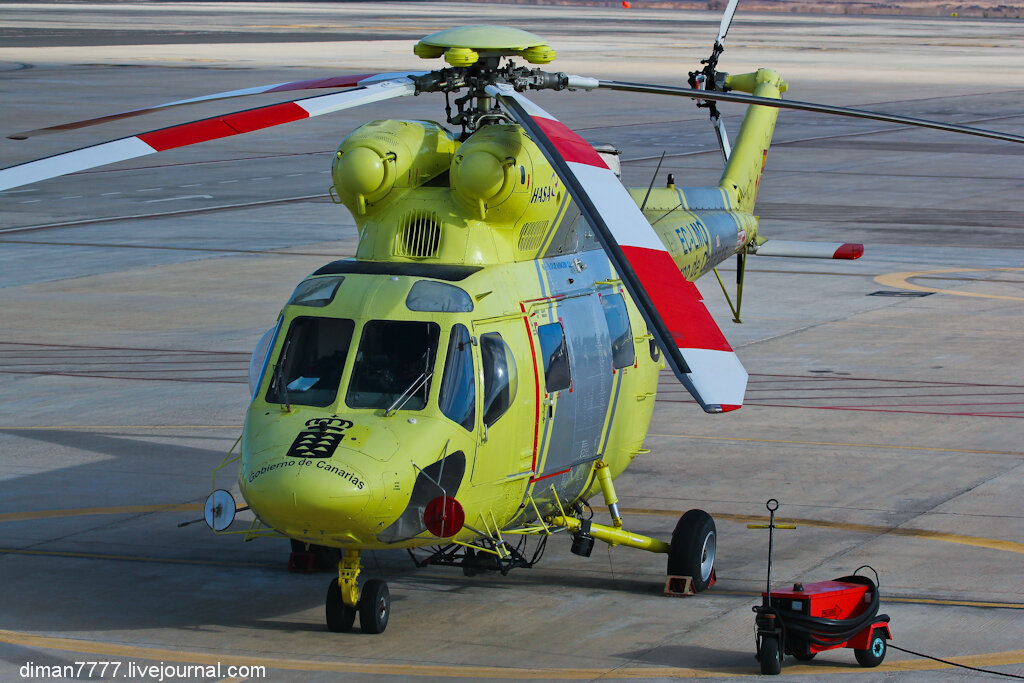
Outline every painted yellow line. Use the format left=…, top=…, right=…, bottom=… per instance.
left=623, top=508, right=1024, bottom=555
left=885, top=596, right=1024, bottom=610
left=650, top=432, right=1024, bottom=458
left=0, top=629, right=1021, bottom=678
left=0, top=425, right=237, bottom=431
left=0, top=504, right=200, bottom=523
left=875, top=267, right=1024, bottom=301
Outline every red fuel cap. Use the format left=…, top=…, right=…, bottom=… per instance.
left=424, top=496, right=465, bottom=537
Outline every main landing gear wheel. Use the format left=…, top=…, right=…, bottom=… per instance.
left=758, top=635, right=782, bottom=675
left=854, top=629, right=887, bottom=667
left=325, top=579, right=356, bottom=632
left=359, top=579, right=391, bottom=634
left=667, top=509, right=717, bottom=592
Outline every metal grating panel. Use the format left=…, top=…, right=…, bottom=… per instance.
left=517, top=220, right=548, bottom=252
left=395, top=210, right=441, bottom=258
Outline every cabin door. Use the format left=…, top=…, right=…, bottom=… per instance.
left=468, top=316, right=535, bottom=485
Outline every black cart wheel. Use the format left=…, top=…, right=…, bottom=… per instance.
left=854, top=629, right=887, bottom=667
left=667, top=509, right=716, bottom=592
left=792, top=651, right=817, bottom=662
left=359, top=579, right=391, bottom=634
left=325, top=579, right=356, bottom=632
left=759, top=635, right=782, bottom=675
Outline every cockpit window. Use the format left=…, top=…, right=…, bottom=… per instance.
left=481, top=332, right=517, bottom=427
left=265, top=316, right=354, bottom=407
left=346, top=321, right=440, bottom=410
left=438, top=324, right=475, bottom=430
left=406, top=280, right=474, bottom=312
left=288, top=276, right=344, bottom=307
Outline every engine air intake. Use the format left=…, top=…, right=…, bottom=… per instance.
left=395, top=211, right=442, bottom=258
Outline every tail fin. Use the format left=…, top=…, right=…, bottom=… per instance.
left=718, top=69, right=787, bottom=213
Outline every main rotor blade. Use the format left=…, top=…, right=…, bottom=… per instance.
left=716, top=0, right=741, bottom=46
left=489, top=84, right=747, bottom=413
left=599, top=81, right=1024, bottom=145
left=8, top=72, right=425, bottom=141
left=0, top=77, right=416, bottom=192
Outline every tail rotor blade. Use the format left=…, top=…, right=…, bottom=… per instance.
left=0, top=77, right=417, bottom=191
left=716, top=0, right=741, bottom=46
left=711, top=112, right=732, bottom=162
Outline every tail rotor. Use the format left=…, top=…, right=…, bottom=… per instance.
left=689, top=0, right=741, bottom=162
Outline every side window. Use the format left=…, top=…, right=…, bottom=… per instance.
left=481, top=332, right=517, bottom=427
left=537, top=322, right=571, bottom=393
left=438, top=325, right=476, bottom=430
left=600, top=293, right=635, bottom=369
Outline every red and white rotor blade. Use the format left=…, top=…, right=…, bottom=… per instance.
left=8, top=71, right=424, bottom=140
left=0, top=77, right=416, bottom=192
left=489, top=85, right=747, bottom=413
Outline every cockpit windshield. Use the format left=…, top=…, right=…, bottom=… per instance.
left=346, top=321, right=440, bottom=410
left=266, top=316, right=354, bottom=407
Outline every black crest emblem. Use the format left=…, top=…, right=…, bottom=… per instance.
left=286, top=418, right=354, bottom=459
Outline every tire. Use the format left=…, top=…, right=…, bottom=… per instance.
left=792, top=651, right=816, bottom=662
left=854, top=629, right=887, bottom=667
left=667, top=509, right=716, bottom=592
left=325, top=579, right=356, bottom=632
left=359, top=579, right=391, bottom=634
left=759, top=635, right=782, bottom=675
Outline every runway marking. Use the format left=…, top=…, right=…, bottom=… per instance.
left=0, top=504, right=200, bottom=523
left=875, top=267, right=1024, bottom=301
left=0, top=629, right=1020, bottom=678
left=714, top=590, right=1024, bottom=610
left=0, top=193, right=325, bottom=233
left=143, top=194, right=213, bottom=204
left=0, top=547, right=275, bottom=570
left=0, top=424, right=237, bottom=431
left=650, top=432, right=1024, bottom=458
left=623, top=508, right=1024, bottom=555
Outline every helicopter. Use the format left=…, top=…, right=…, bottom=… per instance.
left=2, top=5, right=1023, bottom=637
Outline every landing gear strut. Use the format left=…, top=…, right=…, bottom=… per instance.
left=325, top=549, right=391, bottom=634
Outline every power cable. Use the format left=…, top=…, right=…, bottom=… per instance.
left=887, top=643, right=1024, bottom=680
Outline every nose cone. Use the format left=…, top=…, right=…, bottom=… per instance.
left=241, top=447, right=374, bottom=542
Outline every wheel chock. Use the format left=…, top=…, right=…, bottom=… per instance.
left=288, top=551, right=318, bottom=573
left=664, top=569, right=716, bottom=597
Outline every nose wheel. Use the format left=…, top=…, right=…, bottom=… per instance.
left=325, top=549, right=391, bottom=634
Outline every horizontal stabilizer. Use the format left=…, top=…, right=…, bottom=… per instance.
left=752, top=240, right=863, bottom=260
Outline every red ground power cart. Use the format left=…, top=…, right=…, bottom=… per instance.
left=750, top=500, right=892, bottom=675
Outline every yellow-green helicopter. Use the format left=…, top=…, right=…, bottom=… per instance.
left=3, top=5, right=1022, bottom=636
